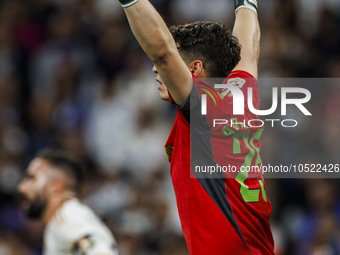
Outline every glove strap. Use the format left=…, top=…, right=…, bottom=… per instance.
left=235, top=0, right=258, bottom=14
left=119, top=0, right=139, bottom=8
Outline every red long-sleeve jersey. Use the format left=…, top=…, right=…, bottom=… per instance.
left=165, top=70, right=275, bottom=255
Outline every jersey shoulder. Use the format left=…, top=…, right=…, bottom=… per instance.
left=227, top=70, right=255, bottom=79
left=49, top=198, right=114, bottom=241
left=57, top=198, right=95, bottom=225
left=223, top=70, right=257, bottom=90
left=222, top=70, right=259, bottom=104
left=47, top=198, right=117, bottom=255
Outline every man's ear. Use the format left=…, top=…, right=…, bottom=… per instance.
left=47, top=178, right=65, bottom=195
left=189, top=60, right=207, bottom=78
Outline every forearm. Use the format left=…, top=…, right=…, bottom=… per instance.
left=233, top=8, right=260, bottom=63
left=123, top=0, right=177, bottom=64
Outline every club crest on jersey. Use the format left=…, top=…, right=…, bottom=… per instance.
left=227, top=78, right=246, bottom=89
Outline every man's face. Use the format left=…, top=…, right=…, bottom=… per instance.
left=17, top=158, right=51, bottom=219
left=152, top=66, right=170, bottom=101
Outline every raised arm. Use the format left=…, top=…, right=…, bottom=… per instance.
left=120, top=0, right=192, bottom=107
left=232, top=0, right=260, bottom=78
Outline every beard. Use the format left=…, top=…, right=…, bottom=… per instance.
left=25, top=196, right=47, bottom=219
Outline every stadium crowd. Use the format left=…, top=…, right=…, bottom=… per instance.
left=0, top=0, right=339, bottom=254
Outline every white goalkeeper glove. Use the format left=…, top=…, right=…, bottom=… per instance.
left=235, top=0, right=258, bottom=15
left=118, top=0, right=139, bottom=8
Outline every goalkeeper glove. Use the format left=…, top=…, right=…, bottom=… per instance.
left=118, top=0, right=139, bottom=8
left=235, top=0, right=258, bottom=15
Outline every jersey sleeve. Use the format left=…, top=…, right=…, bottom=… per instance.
left=167, top=72, right=194, bottom=123
left=55, top=202, right=118, bottom=255
left=168, top=72, right=222, bottom=123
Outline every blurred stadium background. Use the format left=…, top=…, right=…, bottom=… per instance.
left=0, top=0, right=340, bottom=254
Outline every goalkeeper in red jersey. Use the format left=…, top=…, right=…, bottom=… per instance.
left=118, top=0, right=274, bottom=254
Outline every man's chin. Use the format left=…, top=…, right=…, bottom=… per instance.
left=160, top=91, right=170, bottom=102
left=25, top=200, right=47, bottom=220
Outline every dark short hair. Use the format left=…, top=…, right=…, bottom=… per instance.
left=169, top=21, right=241, bottom=78
left=36, top=149, right=85, bottom=192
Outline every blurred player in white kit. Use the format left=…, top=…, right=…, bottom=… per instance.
left=18, top=149, right=118, bottom=255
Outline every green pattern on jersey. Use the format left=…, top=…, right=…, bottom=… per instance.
left=165, top=145, right=174, bottom=161
left=225, top=128, right=267, bottom=203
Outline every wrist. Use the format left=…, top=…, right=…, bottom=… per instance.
left=119, top=0, right=139, bottom=8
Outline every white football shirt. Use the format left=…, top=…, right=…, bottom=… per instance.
left=43, top=198, right=118, bottom=255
